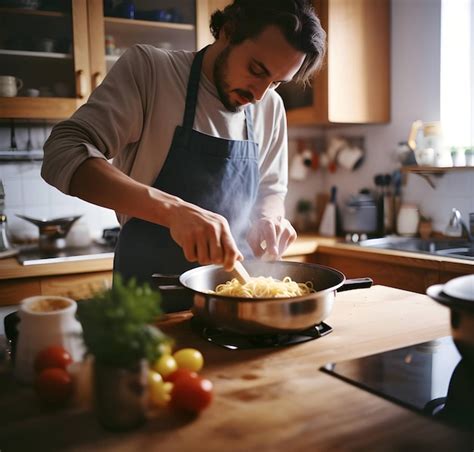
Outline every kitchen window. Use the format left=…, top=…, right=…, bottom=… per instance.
left=440, top=0, right=473, bottom=149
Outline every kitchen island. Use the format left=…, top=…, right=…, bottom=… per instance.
left=0, top=285, right=472, bottom=451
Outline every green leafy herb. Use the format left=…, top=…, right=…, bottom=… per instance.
left=77, top=274, right=170, bottom=368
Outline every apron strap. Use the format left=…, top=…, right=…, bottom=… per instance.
left=244, top=105, right=255, bottom=142
left=182, top=46, right=207, bottom=137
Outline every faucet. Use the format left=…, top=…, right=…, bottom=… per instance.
left=445, top=208, right=473, bottom=242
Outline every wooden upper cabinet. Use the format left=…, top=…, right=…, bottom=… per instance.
left=0, top=0, right=389, bottom=123
left=96, top=1, right=197, bottom=76
left=0, top=0, right=91, bottom=119
left=279, top=0, right=391, bottom=125
left=196, top=0, right=230, bottom=48
left=86, top=0, right=106, bottom=92
left=0, top=0, right=200, bottom=120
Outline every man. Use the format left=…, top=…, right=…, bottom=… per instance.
left=42, top=0, right=326, bottom=307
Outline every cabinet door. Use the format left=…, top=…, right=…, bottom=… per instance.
left=278, top=0, right=390, bottom=125
left=313, top=252, right=439, bottom=294
left=88, top=0, right=198, bottom=77
left=0, top=0, right=91, bottom=119
left=196, top=0, right=230, bottom=49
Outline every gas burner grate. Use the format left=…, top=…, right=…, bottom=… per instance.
left=191, top=317, right=332, bottom=350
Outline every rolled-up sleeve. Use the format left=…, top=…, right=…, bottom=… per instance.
left=254, top=95, right=288, bottom=215
left=42, top=45, right=152, bottom=194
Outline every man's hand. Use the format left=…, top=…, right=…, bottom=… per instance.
left=246, top=216, right=297, bottom=259
left=168, top=200, right=242, bottom=270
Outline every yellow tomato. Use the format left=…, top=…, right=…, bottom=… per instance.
left=152, top=354, right=178, bottom=378
left=173, top=348, right=204, bottom=372
left=148, top=370, right=173, bottom=407
left=158, top=342, right=173, bottom=356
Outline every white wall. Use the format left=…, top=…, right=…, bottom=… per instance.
left=285, top=0, right=474, bottom=233
left=0, top=125, right=119, bottom=242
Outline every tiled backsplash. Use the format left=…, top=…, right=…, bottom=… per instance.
left=0, top=125, right=119, bottom=242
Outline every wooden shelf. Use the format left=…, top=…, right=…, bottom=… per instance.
left=0, top=97, right=81, bottom=119
left=401, top=165, right=474, bottom=188
left=0, top=7, right=68, bottom=18
left=0, top=49, right=72, bottom=59
left=0, top=150, right=43, bottom=161
left=402, top=165, right=474, bottom=174
left=104, top=16, right=195, bottom=31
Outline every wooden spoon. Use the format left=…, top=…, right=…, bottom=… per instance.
left=231, top=261, right=252, bottom=284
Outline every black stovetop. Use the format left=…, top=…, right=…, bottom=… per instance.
left=321, top=336, right=474, bottom=431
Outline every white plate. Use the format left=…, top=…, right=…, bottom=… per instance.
left=443, top=275, right=474, bottom=302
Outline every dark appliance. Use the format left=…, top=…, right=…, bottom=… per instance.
left=321, top=336, right=474, bottom=432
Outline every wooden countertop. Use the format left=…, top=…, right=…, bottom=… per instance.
left=1, top=234, right=471, bottom=281
left=0, top=254, right=114, bottom=280
left=316, top=239, right=474, bottom=271
left=0, top=286, right=471, bottom=451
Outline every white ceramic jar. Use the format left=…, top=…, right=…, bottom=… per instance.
left=397, top=204, right=420, bottom=236
left=14, top=296, right=85, bottom=384
left=0, top=76, right=23, bottom=97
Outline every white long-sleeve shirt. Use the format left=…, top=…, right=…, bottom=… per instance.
left=42, top=45, right=288, bottom=225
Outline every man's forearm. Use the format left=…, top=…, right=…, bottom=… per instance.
left=69, top=158, right=177, bottom=228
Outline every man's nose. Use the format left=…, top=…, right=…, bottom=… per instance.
left=251, top=80, right=272, bottom=102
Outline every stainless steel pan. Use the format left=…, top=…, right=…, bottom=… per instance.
left=153, top=261, right=372, bottom=335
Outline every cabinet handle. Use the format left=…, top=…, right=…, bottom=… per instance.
left=92, top=72, right=103, bottom=90
left=76, top=69, right=87, bottom=99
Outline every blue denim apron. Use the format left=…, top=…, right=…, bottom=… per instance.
left=114, top=47, right=259, bottom=310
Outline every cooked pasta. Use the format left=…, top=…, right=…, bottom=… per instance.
left=211, top=276, right=315, bottom=298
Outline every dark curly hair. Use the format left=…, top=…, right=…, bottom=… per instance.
left=209, top=0, right=326, bottom=85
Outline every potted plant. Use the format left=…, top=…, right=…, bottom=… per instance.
left=295, top=199, right=313, bottom=232
left=465, top=148, right=473, bottom=166
left=77, top=275, right=168, bottom=431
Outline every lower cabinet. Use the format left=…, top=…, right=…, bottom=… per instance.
left=0, top=271, right=113, bottom=307
left=311, top=249, right=471, bottom=294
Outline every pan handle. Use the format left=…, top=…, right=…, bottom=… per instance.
left=337, top=277, right=373, bottom=292
left=151, top=274, right=193, bottom=313
left=151, top=273, right=186, bottom=291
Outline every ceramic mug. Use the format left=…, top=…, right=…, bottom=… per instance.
left=13, top=295, right=85, bottom=384
left=337, top=146, right=364, bottom=171
left=0, top=76, right=23, bottom=97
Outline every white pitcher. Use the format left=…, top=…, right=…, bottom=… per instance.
left=0, top=76, right=23, bottom=97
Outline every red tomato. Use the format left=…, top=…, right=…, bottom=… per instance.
left=34, top=345, right=73, bottom=373
left=35, top=368, right=73, bottom=406
left=165, top=368, right=199, bottom=383
left=170, top=375, right=213, bottom=413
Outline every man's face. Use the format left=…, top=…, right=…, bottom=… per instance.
left=213, top=25, right=306, bottom=112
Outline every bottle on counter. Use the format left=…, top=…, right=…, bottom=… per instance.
left=0, top=214, right=12, bottom=252
left=319, top=186, right=338, bottom=237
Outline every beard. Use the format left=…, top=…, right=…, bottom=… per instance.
left=213, top=45, right=254, bottom=113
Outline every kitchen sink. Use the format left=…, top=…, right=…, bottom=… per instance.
left=436, top=247, right=474, bottom=258
left=358, top=236, right=474, bottom=261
